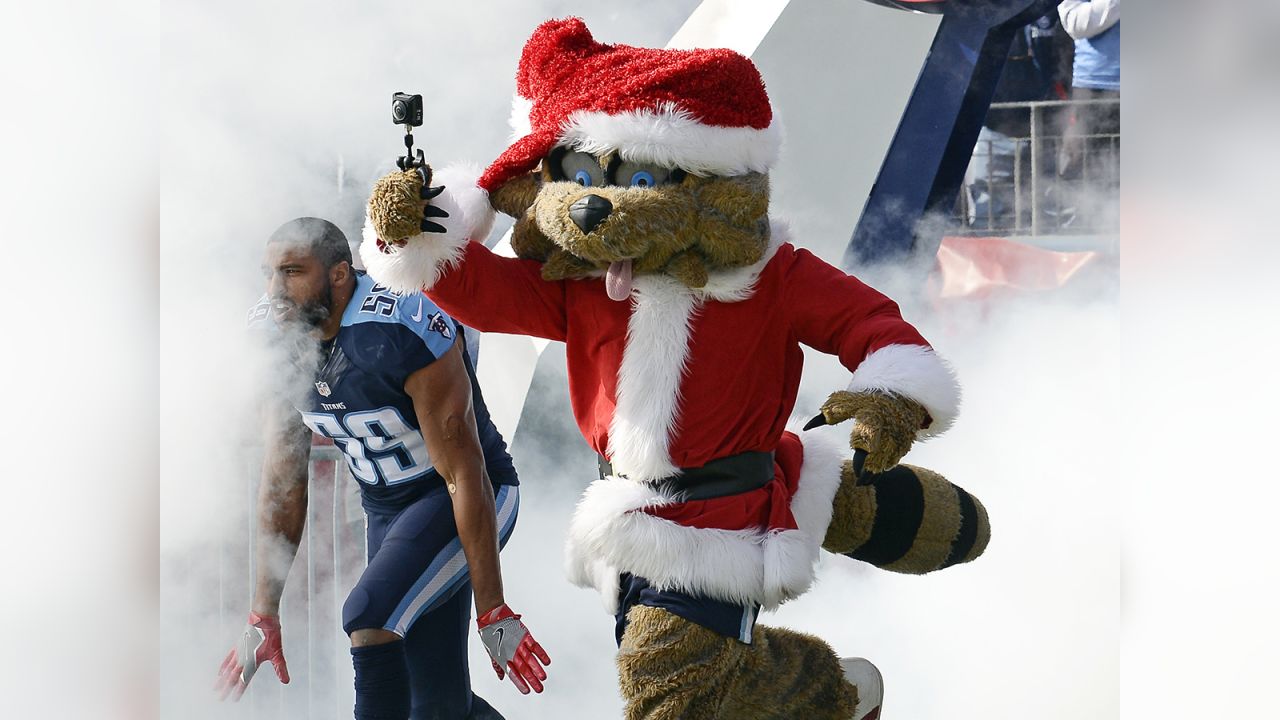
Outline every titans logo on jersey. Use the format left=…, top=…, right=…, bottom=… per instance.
left=249, top=272, right=515, bottom=513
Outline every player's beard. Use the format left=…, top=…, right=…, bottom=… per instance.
left=295, top=295, right=331, bottom=328
left=276, top=281, right=333, bottom=331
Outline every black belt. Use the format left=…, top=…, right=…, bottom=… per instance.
left=597, top=451, right=775, bottom=501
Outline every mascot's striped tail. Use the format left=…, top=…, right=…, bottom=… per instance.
left=822, top=460, right=990, bottom=574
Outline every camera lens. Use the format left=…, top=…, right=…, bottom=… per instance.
left=392, top=101, right=407, bottom=122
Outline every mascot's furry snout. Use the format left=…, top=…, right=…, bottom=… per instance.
left=502, top=170, right=775, bottom=291
left=568, top=193, right=612, bottom=234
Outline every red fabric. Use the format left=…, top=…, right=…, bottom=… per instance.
left=427, top=241, right=568, bottom=341
left=786, top=246, right=931, bottom=374
left=425, top=241, right=931, bottom=471
left=934, top=235, right=1102, bottom=300
left=641, top=431, right=805, bottom=532
left=479, top=17, right=773, bottom=192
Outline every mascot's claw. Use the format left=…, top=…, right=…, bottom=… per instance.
left=368, top=167, right=450, bottom=244
left=812, top=390, right=929, bottom=474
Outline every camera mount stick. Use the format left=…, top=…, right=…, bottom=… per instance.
left=397, top=125, right=426, bottom=175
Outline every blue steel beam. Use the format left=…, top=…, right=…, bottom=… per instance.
left=845, top=0, right=1063, bottom=269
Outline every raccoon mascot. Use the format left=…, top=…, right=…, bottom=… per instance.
left=362, top=18, right=989, bottom=720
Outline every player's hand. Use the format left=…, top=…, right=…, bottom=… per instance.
left=214, top=612, right=290, bottom=701
left=477, top=604, right=551, bottom=694
left=804, top=390, right=929, bottom=474
left=368, top=166, right=450, bottom=248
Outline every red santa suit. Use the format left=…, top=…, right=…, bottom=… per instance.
left=361, top=18, right=959, bottom=614
left=362, top=180, right=960, bottom=612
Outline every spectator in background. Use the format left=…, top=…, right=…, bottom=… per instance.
left=1058, top=0, right=1120, bottom=180
left=962, top=12, right=1073, bottom=232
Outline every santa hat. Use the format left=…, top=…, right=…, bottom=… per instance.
left=478, top=17, right=781, bottom=193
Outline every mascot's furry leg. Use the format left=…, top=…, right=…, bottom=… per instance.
left=810, top=390, right=990, bottom=572
left=617, top=606, right=858, bottom=720
left=823, top=460, right=990, bottom=573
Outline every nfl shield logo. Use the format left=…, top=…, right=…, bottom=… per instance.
left=315, top=381, right=331, bottom=397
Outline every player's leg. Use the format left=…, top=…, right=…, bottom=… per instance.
left=402, top=576, right=474, bottom=720
left=343, top=483, right=519, bottom=720
left=343, top=485, right=477, bottom=719
left=402, top=577, right=504, bottom=720
left=401, top=482, right=518, bottom=719
left=345, top=507, right=413, bottom=720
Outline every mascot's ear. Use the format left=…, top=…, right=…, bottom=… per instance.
left=489, top=172, right=541, bottom=218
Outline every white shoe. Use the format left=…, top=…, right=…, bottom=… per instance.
left=839, top=657, right=883, bottom=720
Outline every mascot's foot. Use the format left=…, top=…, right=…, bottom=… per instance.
left=840, top=658, right=883, bottom=720
left=823, top=462, right=990, bottom=575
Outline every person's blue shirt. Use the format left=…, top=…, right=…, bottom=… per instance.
left=249, top=272, right=516, bottom=514
left=1073, top=21, right=1120, bottom=91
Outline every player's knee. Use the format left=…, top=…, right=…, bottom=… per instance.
left=350, top=627, right=401, bottom=647
left=342, top=586, right=398, bottom=643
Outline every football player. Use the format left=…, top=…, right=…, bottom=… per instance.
left=215, top=217, right=549, bottom=719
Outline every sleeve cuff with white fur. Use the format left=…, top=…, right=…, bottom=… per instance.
left=359, top=164, right=496, bottom=294
left=847, top=343, right=961, bottom=439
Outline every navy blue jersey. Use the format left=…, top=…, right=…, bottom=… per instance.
left=249, top=273, right=516, bottom=513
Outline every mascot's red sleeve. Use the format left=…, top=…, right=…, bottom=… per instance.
left=431, top=241, right=568, bottom=342
left=785, top=246, right=959, bottom=439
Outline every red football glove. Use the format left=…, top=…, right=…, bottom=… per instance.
left=214, top=612, right=290, bottom=701
left=476, top=604, right=551, bottom=694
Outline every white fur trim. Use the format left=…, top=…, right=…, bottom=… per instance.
left=558, top=102, right=781, bottom=177
left=564, top=428, right=846, bottom=612
left=604, top=223, right=792, bottom=477
left=789, top=422, right=848, bottom=542
left=563, top=474, right=824, bottom=612
left=606, top=275, right=697, bottom=481
left=359, top=164, right=495, bottom=294
left=847, top=344, right=962, bottom=439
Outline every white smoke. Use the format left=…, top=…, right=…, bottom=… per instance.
left=164, top=2, right=1126, bottom=719
left=155, top=2, right=701, bottom=719
left=11, top=2, right=1278, bottom=720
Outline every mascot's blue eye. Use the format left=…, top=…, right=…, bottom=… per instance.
left=574, top=170, right=593, bottom=186
left=614, top=161, right=671, bottom=188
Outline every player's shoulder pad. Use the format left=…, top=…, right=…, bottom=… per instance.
left=391, top=289, right=458, bottom=358
left=350, top=276, right=457, bottom=359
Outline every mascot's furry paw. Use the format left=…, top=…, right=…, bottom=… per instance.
left=367, top=167, right=451, bottom=245
left=816, top=390, right=928, bottom=473
left=823, top=461, right=989, bottom=574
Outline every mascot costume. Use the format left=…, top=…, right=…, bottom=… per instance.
left=362, top=18, right=990, bottom=720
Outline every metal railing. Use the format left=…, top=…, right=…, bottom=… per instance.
left=956, top=98, right=1120, bottom=239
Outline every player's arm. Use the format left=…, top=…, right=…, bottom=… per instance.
left=405, top=337, right=503, bottom=612
left=215, top=397, right=308, bottom=700
left=405, top=338, right=550, bottom=694
left=252, top=398, right=312, bottom=615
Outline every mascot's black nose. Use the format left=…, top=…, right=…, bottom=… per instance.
left=569, top=194, right=613, bottom=234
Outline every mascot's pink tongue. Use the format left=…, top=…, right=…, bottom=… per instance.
left=605, top=260, right=633, bottom=301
